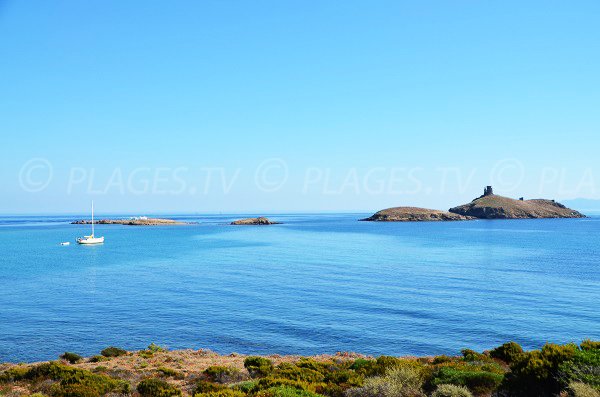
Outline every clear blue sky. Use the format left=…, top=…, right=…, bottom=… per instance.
left=1, top=1, right=599, bottom=214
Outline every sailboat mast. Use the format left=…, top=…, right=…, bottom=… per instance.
left=91, top=200, right=95, bottom=236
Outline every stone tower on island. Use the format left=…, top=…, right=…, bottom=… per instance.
left=483, top=186, right=493, bottom=196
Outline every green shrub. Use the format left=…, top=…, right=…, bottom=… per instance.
left=558, top=346, right=600, bottom=389
left=501, top=342, right=578, bottom=396
left=49, top=383, right=101, bottom=397
left=14, top=362, right=129, bottom=395
left=254, top=377, right=314, bottom=393
left=88, top=355, right=108, bottom=363
left=244, top=357, right=274, bottom=378
left=100, top=346, right=127, bottom=358
left=460, top=349, right=488, bottom=363
left=580, top=340, right=600, bottom=352
left=157, top=366, right=184, bottom=379
left=433, top=356, right=454, bottom=365
left=295, top=359, right=329, bottom=374
left=59, top=352, right=82, bottom=364
left=431, top=384, right=473, bottom=397
left=349, top=359, right=370, bottom=372
left=137, top=378, right=182, bottom=397
left=568, top=382, right=600, bottom=397
left=148, top=343, right=168, bottom=353
left=431, top=366, right=503, bottom=395
left=489, top=341, right=524, bottom=364
left=194, top=390, right=245, bottom=397
left=0, top=365, right=29, bottom=382
left=323, top=368, right=363, bottom=387
left=203, top=366, right=241, bottom=383
left=232, top=380, right=258, bottom=393
left=255, top=385, right=323, bottom=397
left=346, top=365, right=424, bottom=397
left=272, top=365, right=324, bottom=383
left=194, top=380, right=227, bottom=394
left=351, top=356, right=408, bottom=378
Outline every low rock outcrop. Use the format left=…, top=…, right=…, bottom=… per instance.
left=71, top=218, right=188, bottom=226
left=231, top=217, right=279, bottom=225
left=361, top=207, right=474, bottom=222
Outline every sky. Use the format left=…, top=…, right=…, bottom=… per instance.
left=1, top=1, right=599, bottom=214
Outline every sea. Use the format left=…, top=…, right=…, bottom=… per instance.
left=0, top=213, right=598, bottom=363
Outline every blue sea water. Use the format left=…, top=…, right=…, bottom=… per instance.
left=0, top=213, right=598, bottom=363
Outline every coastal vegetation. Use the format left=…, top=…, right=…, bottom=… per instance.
left=1, top=340, right=598, bottom=397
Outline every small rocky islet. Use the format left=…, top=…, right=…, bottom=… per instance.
left=230, top=217, right=280, bottom=225
left=363, top=186, right=585, bottom=222
left=71, top=218, right=189, bottom=226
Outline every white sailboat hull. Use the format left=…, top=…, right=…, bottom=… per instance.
left=77, top=236, right=104, bottom=244
left=77, top=201, right=105, bottom=244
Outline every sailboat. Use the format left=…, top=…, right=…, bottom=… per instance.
left=77, top=201, right=105, bottom=244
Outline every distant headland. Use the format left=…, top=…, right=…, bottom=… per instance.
left=363, top=186, right=585, bottom=222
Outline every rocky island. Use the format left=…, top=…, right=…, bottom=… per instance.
left=361, top=207, right=473, bottom=222
left=231, top=217, right=280, bottom=225
left=449, top=186, right=586, bottom=219
left=71, top=217, right=189, bottom=226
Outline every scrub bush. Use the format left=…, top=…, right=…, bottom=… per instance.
left=273, top=364, right=324, bottom=383
left=346, top=365, right=424, bottom=397
left=194, top=380, right=227, bottom=394
left=157, top=366, right=184, bottom=379
left=581, top=340, right=600, bottom=352
left=255, top=385, right=323, bottom=397
left=244, top=357, right=274, bottom=378
left=10, top=362, right=129, bottom=395
left=568, top=382, right=600, bottom=397
left=489, top=341, right=524, bottom=364
left=204, top=366, right=241, bottom=383
left=137, top=377, right=182, bottom=397
left=430, top=366, right=503, bottom=395
left=59, top=352, right=82, bottom=364
left=501, top=343, right=578, bottom=396
left=558, top=345, right=600, bottom=389
left=460, top=349, right=487, bottom=362
left=195, top=390, right=245, bottom=397
left=431, top=384, right=473, bottom=397
left=100, top=346, right=127, bottom=358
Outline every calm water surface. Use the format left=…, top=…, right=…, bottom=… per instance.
left=0, top=213, right=598, bottom=362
